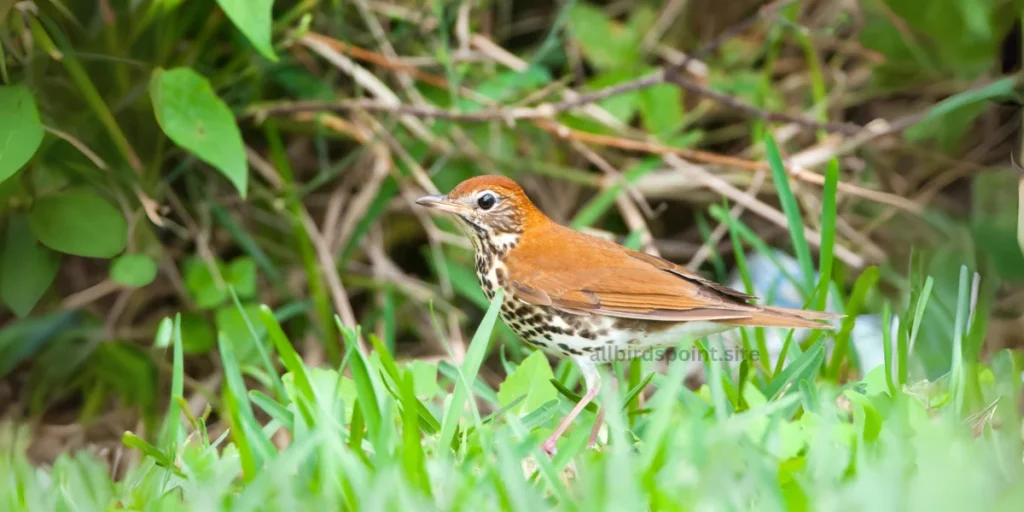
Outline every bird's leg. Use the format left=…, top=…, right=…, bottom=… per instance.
left=587, top=408, right=605, bottom=448
left=586, top=377, right=619, bottom=448
left=542, top=358, right=601, bottom=456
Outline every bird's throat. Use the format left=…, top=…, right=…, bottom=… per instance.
left=471, top=231, right=519, bottom=302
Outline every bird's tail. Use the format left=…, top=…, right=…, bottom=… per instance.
left=722, top=306, right=842, bottom=329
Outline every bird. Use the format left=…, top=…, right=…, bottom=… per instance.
left=416, top=175, right=840, bottom=455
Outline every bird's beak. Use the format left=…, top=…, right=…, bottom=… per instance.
left=415, top=195, right=468, bottom=214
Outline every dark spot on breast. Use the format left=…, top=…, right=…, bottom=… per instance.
left=557, top=343, right=570, bottom=352
left=579, top=330, right=596, bottom=340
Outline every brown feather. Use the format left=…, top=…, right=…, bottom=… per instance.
left=719, top=306, right=842, bottom=329
left=504, top=219, right=771, bottom=322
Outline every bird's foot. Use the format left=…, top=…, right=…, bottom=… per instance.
left=541, top=438, right=558, bottom=457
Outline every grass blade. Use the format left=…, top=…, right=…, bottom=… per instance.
left=260, top=305, right=316, bottom=427
left=815, top=158, right=839, bottom=310
left=764, top=133, right=814, bottom=294
left=764, top=339, right=825, bottom=400
left=440, top=288, right=504, bottom=452
left=249, top=390, right=295, bottom=432
left=337, top=323, right=382, bottom=440
left=158, top=314, right=184, bottom=456
left=400, top=370, right=432, bottom=497
left=219, top=331, right=276, bottom=481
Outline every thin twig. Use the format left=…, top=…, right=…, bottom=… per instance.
left=535, top=120, right=923, bottom=213
left=687, top=172, right=767, bottom=270
left=60, top=280, right=120, bottom=310
left=297, top=33, right=447, bottom=151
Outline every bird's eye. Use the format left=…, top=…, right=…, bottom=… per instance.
left=477, top=193, right=496, bottom=210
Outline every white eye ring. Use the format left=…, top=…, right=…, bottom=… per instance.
left=476, top=190, right=498, bottom=210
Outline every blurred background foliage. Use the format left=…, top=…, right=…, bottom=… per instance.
left=1, top=0, right=1024, bottom=468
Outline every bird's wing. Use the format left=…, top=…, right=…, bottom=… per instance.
left=505, top=226, right=758, bottom=322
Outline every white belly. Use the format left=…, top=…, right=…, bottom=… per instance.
left=565, top=319, right=739, bottom=363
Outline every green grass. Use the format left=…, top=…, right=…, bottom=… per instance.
left=3, top=233, right=1023, bottom=510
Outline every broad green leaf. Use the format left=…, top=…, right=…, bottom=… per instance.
left=0, top=215, right=59, bottom=317
left=183, top=257, right=228, bottom=309
left=971, top=169, right=1024, bottom=281
left=639, top=83, right=684, bottom=136
left=863, top=365, right=890, bottom=397
left=0, top=85, right=44, bottom=184
left=860, top=0, right=1018, bottom=85
left=215, top=304, right=267, bottom=364
left=566, top=3, right=639, bottom=71
left=216, top=0, right=277, bottom=61
left=110, top=254, right=158, bottom=288
left=180, top=312, right=216, bottom=354
left=588, top=69, right=643, bottom=124
left=150, top=67, right=248, bottom=197
left=226, top=256, right=257, bottom=299
left=407, top=360, right=440, bottom=399
left=497, top=350, right=558, bottom=416
left=28, top=189, right=127, bottom=258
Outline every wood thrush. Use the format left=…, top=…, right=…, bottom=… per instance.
left=416, top=175, right=840, bottom=455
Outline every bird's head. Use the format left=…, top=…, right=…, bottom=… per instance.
left=415, top=175, right=543, bottom=252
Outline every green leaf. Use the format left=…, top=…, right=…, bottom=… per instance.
left=0, top=85, right=44, bottom=184
left=407, top=360, right=440, bottom=399
left=217, top=331, right=274, bottom=482
left=28, top=189, right=127, bottom=258
left=150, top=67, right=248, bottom=197
left=110, top=254, right=158, bottom=288
left=122, top=432, right=177, bottom=472
left=339, top=324, right=382, bottom=438
left=179, top=312, right=216, bottom=355
left=639, top=83, right=684, bottom=136
left=566, top=3, right=640, bottom=71
left=261, top=305, right=316, bottom=426
left=250, top=390, right=294, bottom=431
left=971, top=169, right=1024, bottom=281
left=860, top=1, right=1018, bottom=85
left=216, top=0, right=277, bottom=61
left=226, top=256, right=257, bottom=299
left=587, top=69, right=643, bottom=124
left=497, top=351, right=558, bottom=416
left=0, top=215, right=59, bottom=317
left=215, top=304, right=267, bottom=365
left=765, top=340, right=826, bottom=400
left=183, top=257, right=228, bottom=308
left=909, top=77, right=1019, bottom=149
